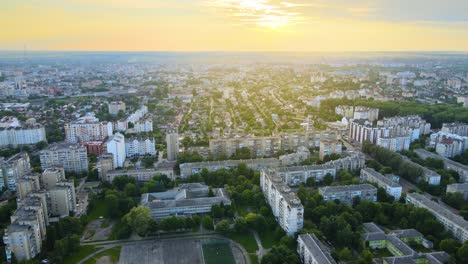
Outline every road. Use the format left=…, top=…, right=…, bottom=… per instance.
left=74, top=178, right=89, bottom=217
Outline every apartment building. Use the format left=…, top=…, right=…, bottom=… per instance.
left=209, top=131, right=338, bottom=159
left=64, top=113, right=113, bottom=143
left=41, top=167, right=76, bottom=217
left=106, top=167, right=175, bottom=182
left=140, top=183, right=231, bottom=219
left=105, top=133, right=126, bottom=168
left=360, top=168, right=402, bottom=200
left=16, top=174, right=40, bottom=200
left=297, top=233, right=337, bottom=264
left=335, top=105, right=379, bottom=121
left=108, top=101, right=126, bottom=115
left=278, top=146, right=310, bottom=166
left=414, top=148, right=468, bottom=183
left=399, top=154, right=441, bottom=185
left=406, top=193, right=468, bottom=242
left=179, top=158, right=279, bottom=179
left=39, top=142, right=88, bottom=173
left=319, top=184, right=377, bottom=205
left=0, top=117, right=46, bottom=147
left=0, top=152, right=31, bottom=190
left=324, top=152, right=366, bottom=172
left=442, top=122, right=468, bottom=137
left=446, top=183, right=468, bottom=201
left=319, top=139, right=342, bottom=160
left=97, top=154, right=114, bottom=181
left=277, top=165, right=336, bottom=186
left=260, top=169, right=304, bottom=235
left=377, top=115, right=431, bottom=136
left=429, top=131, right=468, bottom=158
left=125, top=137, right=156, bottom=157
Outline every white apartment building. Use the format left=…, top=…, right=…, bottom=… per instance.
left=260, top=169, right=304, bottom=236
left=446, top=183, right=468, bottom=201
left=0, top=152, right=31, bottom=190
left=429, top=131, right=468, bottom=158
left=64, top=113, right=113, bottom=143
left=0, top=117, right=46, bottom=147
left=360, top=168, right=402, bottom=200
left=376, top=136, right=411, bottom=152
left=125, top=137, right=156, bottom=157
left=297, top=233, right=337, bottom=264
left=105, top=133, right=126, bottom=168
left=406, top=193, right=468, bottom=242
left=39, top=143, right=88, bottom=173
left=442, top=123, right=468, bottom=137
left=3, top=224, right=37, bottom=262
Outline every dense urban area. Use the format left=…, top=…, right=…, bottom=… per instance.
left=0, top=52, right=467, bottom=264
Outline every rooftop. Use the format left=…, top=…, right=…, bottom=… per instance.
left=319, top=184, right=377, bottom=195
left=298, top=234, right=337, bottom=264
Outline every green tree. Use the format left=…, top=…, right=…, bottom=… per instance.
left=215, top=219, right=231, bottom=234
left=201, top=215, right=213, bottom=230
left=122, top=206, right=152, bottom=236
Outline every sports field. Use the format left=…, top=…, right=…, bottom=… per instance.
left=202, top=241, right=236, bottom=264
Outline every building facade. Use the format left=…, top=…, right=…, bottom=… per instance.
left=39, top=143, right=88, bottom=173
left=0, top=152, right=31, bottom=190
left=260, top=169, right=304, bottom=235
left=319, top=184, right=377, bottom=205
left=297, top=233, right=337, bottom=264
left=105, top=133, right=126, bottom=168
left=125, top=137, right=157, bottom=157
left=64, top=113, right=113, bottom=143
left=166, top=131, right=179, bottom=161
left=360, top=168, right=402, bottom=200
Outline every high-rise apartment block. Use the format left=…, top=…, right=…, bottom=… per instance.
left=97, top=154, right=115, bottom=181
left=442, top=123, right=468, bottom=137
left=64, top=113, right=113, bottom=143
left=0, top=152, right=31, bottom=190
left=260, top=169, right=303, bottom=235
left=297, top=234, right=337, bottom=264
left=105, top=133, right=126, bottom=168
left=125, top=137, right=157, bottom=157
left=166, top=130, right=179, bottom=161
left=429, top=131, right=468, bottom=158
left=39, top=142, right=88, bottom=173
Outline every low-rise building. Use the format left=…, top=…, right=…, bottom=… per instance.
left=406, top=192, right=468, bottom=242
left=140, top=183, right=231, bottom=219
left=360, top=168, right=402, bottom=200
left=260, top=169, right=303, bottom=235
left=399, top=154, right=441, bottom=185
left=319, top=184, right=377, bottom=205
left=297, top=233, right=337, bottom=264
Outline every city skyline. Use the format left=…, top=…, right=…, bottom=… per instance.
left=2, top=0, right=468, bottom=52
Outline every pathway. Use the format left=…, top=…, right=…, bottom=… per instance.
left=252, top=231, right=269, bottom=261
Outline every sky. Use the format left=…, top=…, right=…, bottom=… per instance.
left=2, top=0, right=468, bottom=52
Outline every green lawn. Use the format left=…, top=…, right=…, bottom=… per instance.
left=64, top=245, right=98, bottom=263
left=250, top=254, right=259, bottom=264
left=226, top=232, right=258, bottom=253
left=86, top=199, right=108, bottom=221
left=203, top=242, right=236, bottom=264
left=83, top=247, right=121, bottom=264
left=259, top=230, right=276, bottom=249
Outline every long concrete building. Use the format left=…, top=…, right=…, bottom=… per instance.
left=406, top=192, right=468, bottom=242
left=360, top=167, right=402, bottom=200
left=39, top=142, right=88, bottom=173
left=106, top=167, right=175, bottom=183
left=297, top=233, right=337, bottom=264
left=414, top=148, right=468, bottom=183
left=179, top=158, right=280, bottom=178
left=140, top=183, right=231, bottom=219
left=319, top=184, right=377, bottom=205
left=260, top=169, right=303, bottom=236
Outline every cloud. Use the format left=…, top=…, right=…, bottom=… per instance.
left=203, top=0, right=308, bottom=28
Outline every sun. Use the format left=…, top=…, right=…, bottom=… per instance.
left=257, top=15, right=289, bottom=29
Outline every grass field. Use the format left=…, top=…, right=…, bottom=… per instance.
left=259, top=230, right=276, bottom=249
left=226, top=232, right=258, bottom=253
left=202, top=242, right=236, bottom=264
left=87, top=199, right=108, bottom=221
left=64, top=245, right=98, bottom=263
left=250, top=254, right=259, bottom=264
left=83, top=247, right=121, bottom=264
